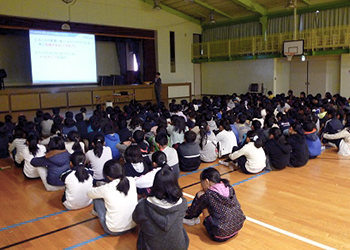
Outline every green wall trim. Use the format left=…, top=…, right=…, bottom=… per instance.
left=193, top=50, right=350, bottom=63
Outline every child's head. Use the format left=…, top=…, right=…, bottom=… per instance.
left=93, top=134, right=104, bottom=158
left=200, top=168, right=230, bottom=191
left=184, top=130, right=196, bottom=143
left=70, top=151, right=85, bottom=167
left=133, top=130, right=144, bottom=144
left=149, top=166, right=182, bottom=204
left=152, top=151, right=167, bottom=168
left=246, top=130, right=263, bottom=148
left=124, top=145, right=143, bottom=163
left=155, top=132, right=168, bottom=147
left=26, top=134, right=39, bottom=156
left=48, top=136, right=66, bottom=151
left=103, top=159, right=130, bottom=195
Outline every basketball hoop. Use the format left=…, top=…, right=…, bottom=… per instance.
left=285, top=52, right=295, bottom=62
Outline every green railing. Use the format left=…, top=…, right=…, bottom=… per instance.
left=192, top=25, right=350, bottom=60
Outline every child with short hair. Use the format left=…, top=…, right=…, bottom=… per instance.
left=177, top=130, right=201, bottom=171
left=184, top=168, right=245, bottom=242
left=60, top=151, right=93, bottom=210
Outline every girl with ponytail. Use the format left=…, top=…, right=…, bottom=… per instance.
left=264, top=127, right=292, bottom=170
left=60, top=151, right=93, bottom=210
left=134, top=151, right=170, bottom=192
left=85, top=134, right=112, bottom=183
left=196, top=120, right=218, bottom=162
left=20, top=134, right=46, bottom=179
left=184, top=168, right=245, bottom=242
left=228, top=130, right=266, bottom=174
left=87, top=159, right=137, bottom=235
left=65, top=131, right=85, bottom=154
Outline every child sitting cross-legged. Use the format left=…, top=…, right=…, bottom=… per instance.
left=184, top=168, right=246, bottom=242
left=60, top=151, right=93, bottom=210
left=132, top=165, right=189, bottom=250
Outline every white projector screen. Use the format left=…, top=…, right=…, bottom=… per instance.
left=29, top=30, right=97, bottom=84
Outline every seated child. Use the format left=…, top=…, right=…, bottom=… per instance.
left=155, top=132, right=180, bottom=178
left=87, top=160, right=137, bottom=235
left=184, top=168, right=246, bottom=242
left=60, top=151, right=93, bottom=210
left=133, top=166, right=189, bottom=250
left=177, top=131, right=201, bottom=172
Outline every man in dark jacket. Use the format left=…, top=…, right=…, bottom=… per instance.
left=151, top=72, right=162, bottom=108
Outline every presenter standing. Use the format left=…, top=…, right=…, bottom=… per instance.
left=152, top=72, right=162, bottom=108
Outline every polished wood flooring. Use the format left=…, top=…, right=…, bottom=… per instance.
left=0, top=147, right=349, bottom=250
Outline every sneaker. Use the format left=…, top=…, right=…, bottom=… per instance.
left=91, top=209, right=98, bottom=217
left=183, top=217, right=200, bottom=226
left=219, top=160, right=229, bottom=167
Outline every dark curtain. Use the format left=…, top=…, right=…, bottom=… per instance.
left=116, top=40, right=127, bottom=84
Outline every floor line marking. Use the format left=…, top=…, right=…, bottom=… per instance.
left=0, top=217, right=97, bottom=250
left=64, top=233, right=109, bottom=250
left=0, top=210, right=69, bottom=232
left=246, top=217, right=336, bottom=250
left=180, top=164, right=220, bottom=177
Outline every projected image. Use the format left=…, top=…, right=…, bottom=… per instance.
left=29, top=30, right=97, bottom=84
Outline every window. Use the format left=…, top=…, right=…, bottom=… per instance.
left=170, top=31, right=175, bottom=72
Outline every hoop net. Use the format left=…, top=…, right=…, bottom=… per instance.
left=285, top=52, right=295, bottom=62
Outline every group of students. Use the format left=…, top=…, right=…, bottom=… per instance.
left=1, top=89, right=350, bottom=248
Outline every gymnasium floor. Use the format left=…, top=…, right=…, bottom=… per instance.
left=0, top=147, right=349, bottom=250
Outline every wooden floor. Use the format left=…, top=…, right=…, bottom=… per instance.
left=0, top=147, right=349, bottom=250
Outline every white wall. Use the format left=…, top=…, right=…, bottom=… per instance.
left=0, top=0, right=201, bottom=86
left=340, top=54, right=350, bottom=97
left=202, top=59, right=274, bottom=95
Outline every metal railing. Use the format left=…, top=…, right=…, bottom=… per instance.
left=192, top=25, right=350, bottom=60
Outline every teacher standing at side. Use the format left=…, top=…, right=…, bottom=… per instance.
left=152, top=72, right=162, bottom=108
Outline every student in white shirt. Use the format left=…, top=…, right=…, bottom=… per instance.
left=85, top=134, right=112, bottom=183
left=229, top=130, right=266, bottom=174
left=87, top=159, right=138, bottom=235
left=19, top=134, right=46, bottom=179
left=64, top=131, right=85, bottom=154
left=216, top=120, right=237, bottom=158
left=60, top=151, right=93, bottom=210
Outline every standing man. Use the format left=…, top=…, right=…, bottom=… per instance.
left=152, top=72, right=162, bottom=108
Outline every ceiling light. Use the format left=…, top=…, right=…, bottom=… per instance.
left=285, top=0, right=296, bottom=9
left=153, top=0, right=162, bottom=10
left=209, top=10, right=216, bottom=24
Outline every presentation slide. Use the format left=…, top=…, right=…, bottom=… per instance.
left=29, top=30, right=97, bottom=84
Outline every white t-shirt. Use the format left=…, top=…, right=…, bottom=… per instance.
left=87, top=177, right=137, bottom=233
left=85, top=146, right=112, bottom=180
left=162, top=146, right=179, bottom=167
left=229, top=142, right=266, bottom=173
left=20, top=144, right=46, bottom=178
left=65, top=141, right=85, bottom=154
left=63, top=169, right=93, bottom=210
left=216, top=130, right=237, bottom=157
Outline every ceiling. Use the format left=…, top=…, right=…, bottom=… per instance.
left=146, top=0, right=350, bottom=27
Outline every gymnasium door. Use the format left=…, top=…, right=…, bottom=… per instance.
left=290, top=56, right=340, bottom=96
left=193, top=63, right=201, bottom=97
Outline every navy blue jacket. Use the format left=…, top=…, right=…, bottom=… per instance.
left=31, top=150, right=71, bottom=186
